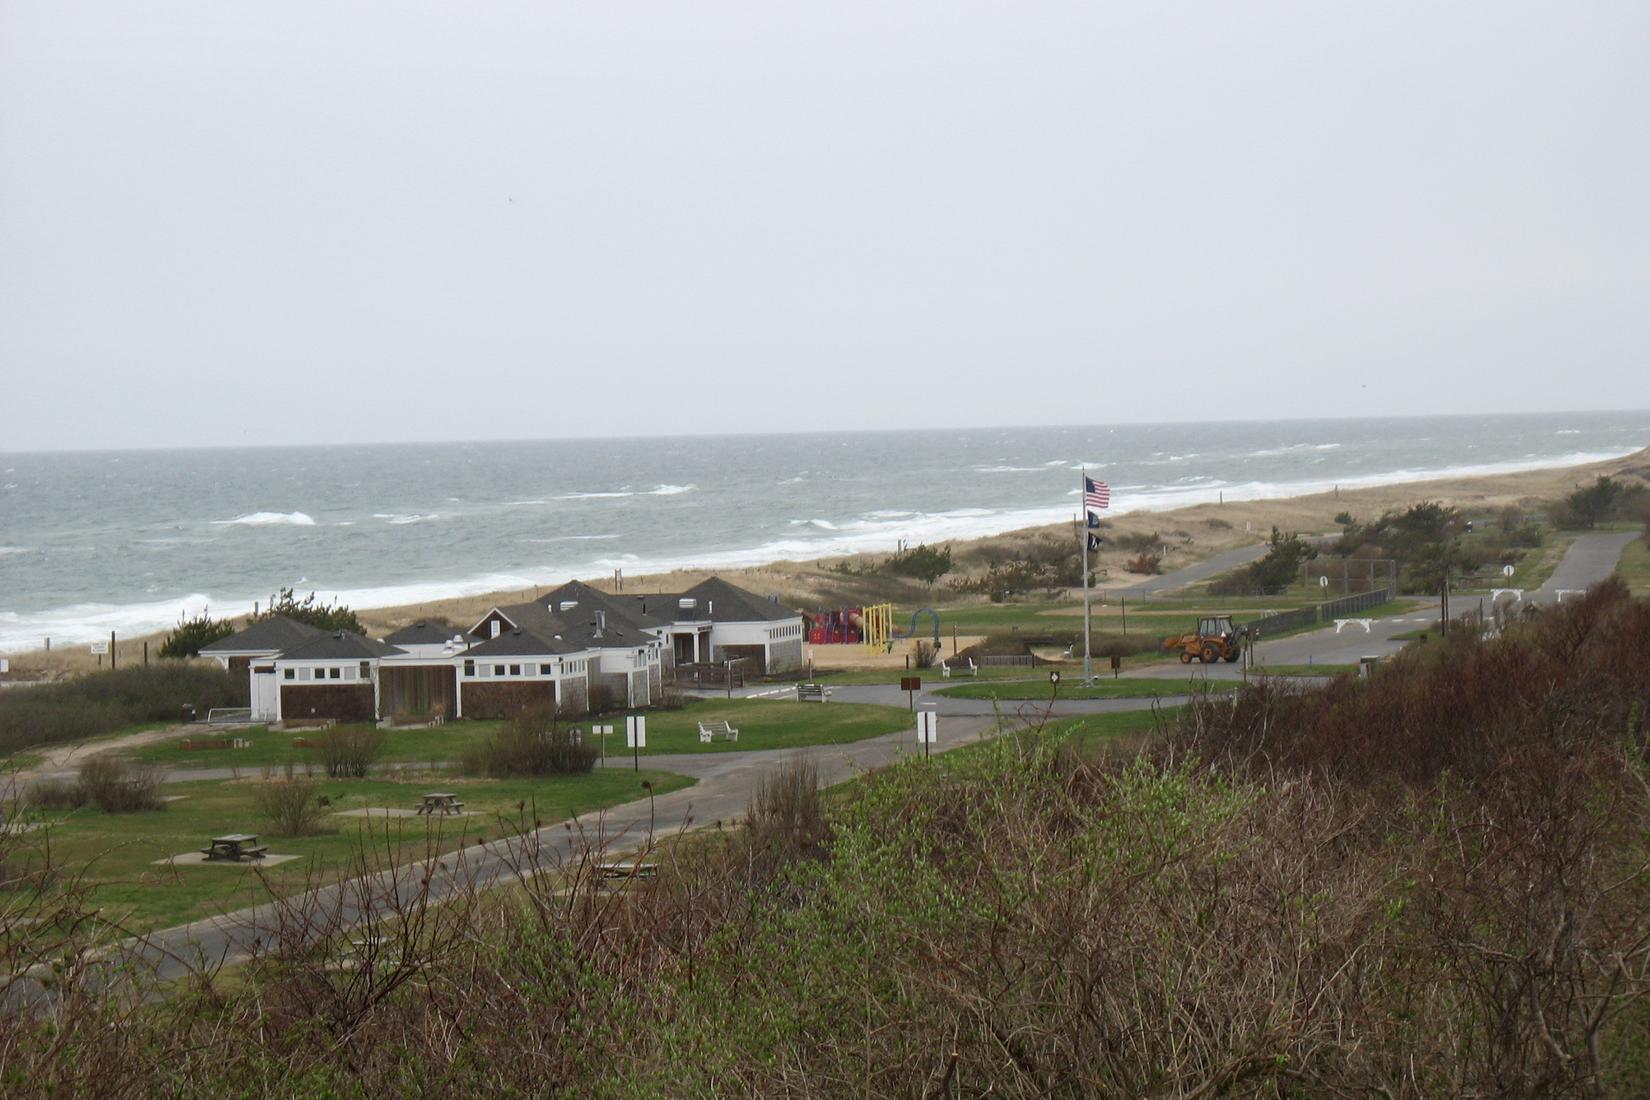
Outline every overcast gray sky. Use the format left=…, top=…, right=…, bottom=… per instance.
left=2, top=2, right=1646, bottom=451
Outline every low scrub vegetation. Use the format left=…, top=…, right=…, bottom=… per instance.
left=0, top=664, right=247, bottom=756
left=5, top=582, right=1650, bottom=1094
left=256, top=766, right=330, bottom=836
left=1550, top=474, right=1650, bottom=530
left=76, top=756, right=164, bottom=813
left=1210, top=526, right=1317, bottom=594
left=312, top=726, right=386, bottom=779
left=157, top=609, right=236, bottom=659
left=460, top=703, right=597, bottom=777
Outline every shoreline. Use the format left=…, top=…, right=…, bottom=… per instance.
left=4, top=445, right=1648, bottom=674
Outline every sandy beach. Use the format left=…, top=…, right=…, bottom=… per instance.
left=4, top=445, right=1645, bottom=679
left=355, top=445, right=1650, bottom=632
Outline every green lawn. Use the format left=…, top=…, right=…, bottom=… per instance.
left=129, top=720, right=505, bottom=770
left=130, top=698, right=914, bottom=770
left=935, top=677, right=1238, bottom=702
left=612, top=699, right=910, bottom=756
left=1616, top=536, right=1650, bottom=596
left=11, top=768, right=694, bottom=934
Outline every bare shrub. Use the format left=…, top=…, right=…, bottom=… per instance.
left=746, top=757, right=826, bottom=863
left=77, top=756, right=163, bottom=813
left=313, top=725, right=385, bottom=779
left=1124, top=551, right=1161, bottom=575
left=913, top=640, right=936, bottom=668
left=25, top=779, right=87, bottom=811
left=256, top=765, right=328, bottom=836
left=462, top=703, right=596, bottom=777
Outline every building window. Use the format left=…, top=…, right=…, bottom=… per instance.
left=284, top=668, right=295, bottom=681
left=494, top=664, right=505, bottom=677
left=509, top=664, right=521, bottom=676
left=329, top=667, right=341, bottom=680
left=490, top=620, right=501, bottom=639
left=463, top=659, right=475, bottom=677
left=360, top=661, right=371, bottom=679
left=540, top=663, right=552, bottom=675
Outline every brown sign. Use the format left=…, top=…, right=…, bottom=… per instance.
left=900, top=676, right=921, bottom=691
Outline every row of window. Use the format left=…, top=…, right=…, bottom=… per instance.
left=770, top=622, right=803, bottom=640
left=284, top=662, right=372, bottom=682
left=462, top=659, right=588, bottom=678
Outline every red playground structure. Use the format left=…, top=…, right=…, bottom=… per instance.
left=806, top=608, right=864, bottom=645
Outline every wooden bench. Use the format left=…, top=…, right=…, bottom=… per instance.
left=416, top=792, right=466, bottom=816
left=697, top=720, right=739, bottom=743
left=795, top=683, right=831, bottom=703
left=201, top=833, right=267, bottom=862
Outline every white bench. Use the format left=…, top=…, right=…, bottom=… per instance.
left=698, top=720, right=740, bottom=743
left=939, top=658, right=978, bottom=679
left=796, top=683, right=831, bottom=702
left=1333, top=618, right=1373, bottom=634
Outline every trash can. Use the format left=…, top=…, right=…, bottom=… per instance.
left=1359, top=657, right=1379, bottom=679
left=181, top=704, right=198, bottom=723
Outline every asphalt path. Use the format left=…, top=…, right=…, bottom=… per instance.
left=18, top=531, right=1634, bottom=1002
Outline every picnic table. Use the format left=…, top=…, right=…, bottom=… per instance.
left=795, top=683, right=832, bottom=703
left=201, top=833, right=267, bottom=862
left=416, top=792, right=466, bottom=816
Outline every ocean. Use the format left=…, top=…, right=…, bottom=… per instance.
left=2, top=411, right=1647, bottom=652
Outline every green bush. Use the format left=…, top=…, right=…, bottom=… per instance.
left=252, top=587, right=364, bottom=635
left=883, top=543, right=953, bottom=583
left=158, top=609, right=235, bottom=659
left=77, top=756, right=163, bottom=813
left=313, top=726, right=386, bottom=779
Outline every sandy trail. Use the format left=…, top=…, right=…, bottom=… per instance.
left=8, top=723, right=192, bottom=782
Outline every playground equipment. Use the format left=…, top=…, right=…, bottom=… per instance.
left=898, top=608, right=941, bottom=646
left=861, top=603, right=894, bottom=651
left=805, top=603, right=926, bottom=652
left=1161, top=616, right=1245, bottom=664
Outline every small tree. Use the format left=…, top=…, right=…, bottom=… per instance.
left=253, top=587, right=365, bottom=635
left=461, top=703, right=596, bottom=777
left=159, top=609, right=236, bottom=659
left=884, top=543, right=954, bottom=584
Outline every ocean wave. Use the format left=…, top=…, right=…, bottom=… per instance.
left=648, top=484, right=694, bottom=496
left=524, top=534, right=620, bottom=543
left=1556, top=429, right=1580, bottom=435
left=556, top=489, right=634, bottom=500
left=0, top=546, right=28, bottom=556
left=1246, top=442, right=1342, bottom=458
left=973, top=465, right=1045, bottom=473
left=0, top=593, right=219, bottom=651
left=373, top=513, right=440, bottom=526
left=212, top=511, right=316, bottom=527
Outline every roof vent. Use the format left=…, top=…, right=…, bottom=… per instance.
left=678, top=597, right=696, bottom=611
left=559, top=600, right=578, bottom=612
left=594, top=611, right=607, bottom=636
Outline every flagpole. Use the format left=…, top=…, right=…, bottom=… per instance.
left=1081, top=469, right=1093, bottom=687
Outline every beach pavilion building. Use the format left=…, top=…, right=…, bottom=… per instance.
left=204, top=575, right=798, bottom=725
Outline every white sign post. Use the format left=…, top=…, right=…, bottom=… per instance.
left=626, top=715, right=647, bottom=772
left=916, top=710, right=938, bottom=758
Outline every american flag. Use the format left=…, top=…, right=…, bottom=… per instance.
left=1083, top=476, right=1111, bottom=511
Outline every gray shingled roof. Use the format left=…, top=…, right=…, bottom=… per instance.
left=681, top=577, right=799, bottom=623
left=277, top=631, right=404, bottom=661
left=463, top=628, right=583, bottom=658
left=200, top=615, right=325, bottom=655
left=383, top=620, right=460, bottom=645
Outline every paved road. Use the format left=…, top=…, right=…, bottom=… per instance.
left=1108, top=541, right=1270, bottom=596
left=1531, top=529, right=1638, bottom=604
